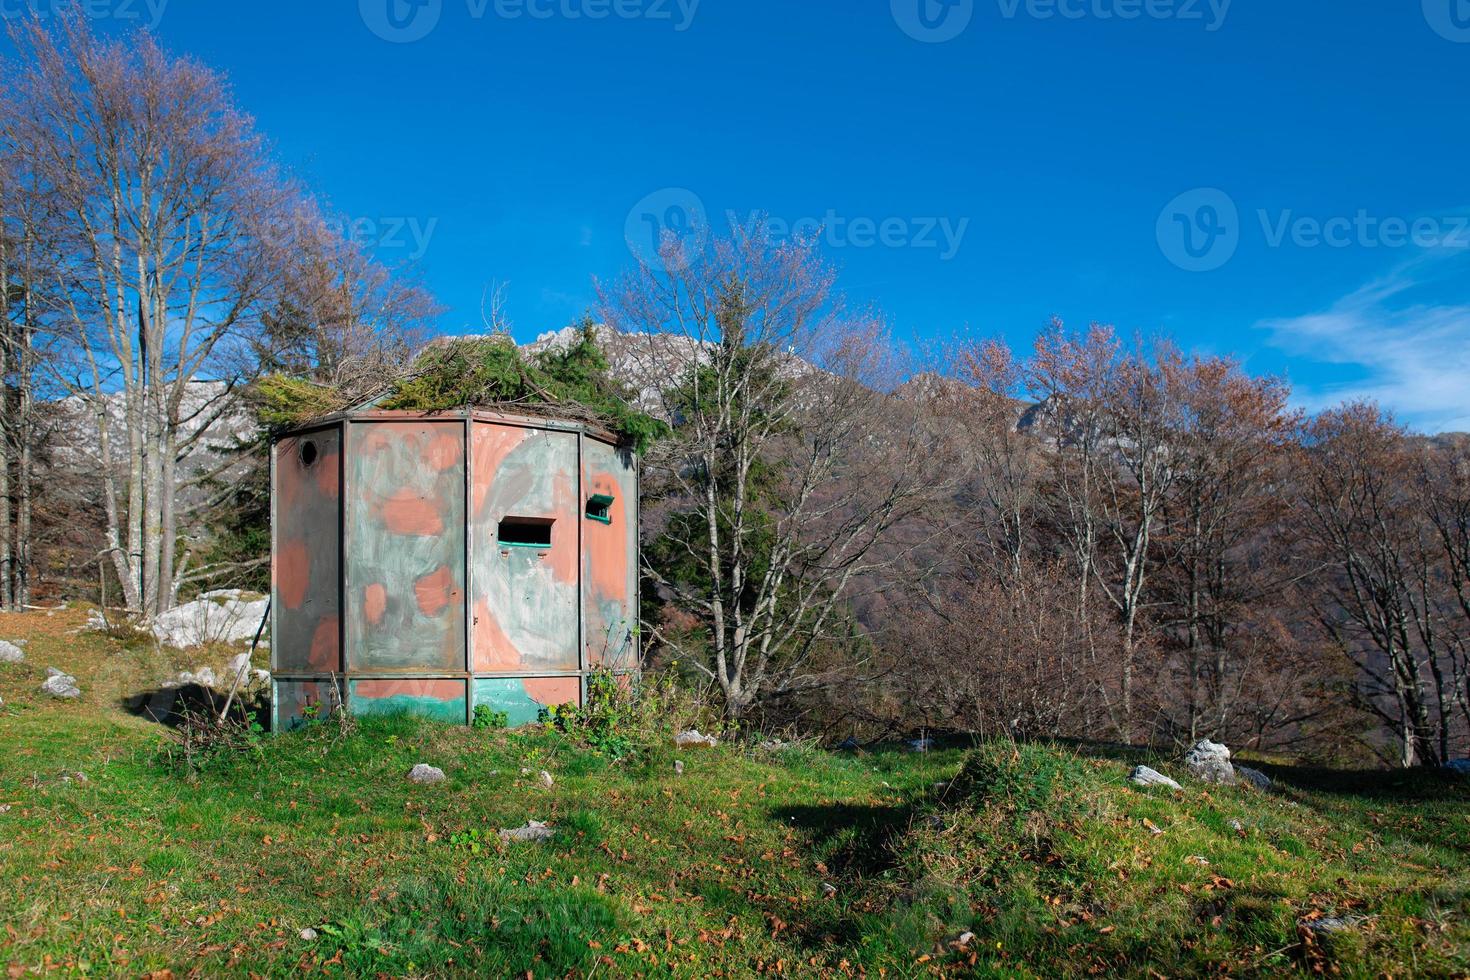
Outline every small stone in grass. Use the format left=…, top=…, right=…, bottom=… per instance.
left=820, top=882, right=837, bottom=897
left=674, top=729, right=719, bottom=749
left=674, top=760, right=684, bottom=775
left=539, top=770, right=555, bottom=789
left=499, top=820, right=555, bottom=844
left=299, top=927, right=318, bottom=941
left=40, top=669, right=81, bottom=699
left=407, top=763, right=446, bottom=785
left=0, top=640, right=25, bottom=663
left=1129, top=765, right=1181, bottom=790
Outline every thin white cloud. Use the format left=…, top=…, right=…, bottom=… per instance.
left=1258, top=256, right=1470, bottom=433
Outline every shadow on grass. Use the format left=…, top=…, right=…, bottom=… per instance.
left=773, top=802, right=919, bottom=879
left=121, top=683, right=271, bottom=730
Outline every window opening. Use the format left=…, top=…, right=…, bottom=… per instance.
left=586, top=494, right=614, bottom=524
left=498, top=517, right=554, bottom=548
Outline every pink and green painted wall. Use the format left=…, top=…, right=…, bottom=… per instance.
left=270, top=410, right=639, bottom=730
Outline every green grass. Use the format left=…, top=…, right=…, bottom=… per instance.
left=1, top=609, right=1467, bottom=977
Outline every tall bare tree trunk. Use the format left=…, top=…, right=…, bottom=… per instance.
left=14, top=288, right=32, bottom=608
left=0, top=256, right=12, bottom=612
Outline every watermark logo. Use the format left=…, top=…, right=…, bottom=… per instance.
left=625, top=188, right=709, bottom=272
left=1258, top=210, right=1470, bottom=251
left=1157, top=188, right=1239, bottom=272
left=624, top=189, right=970, bottom=268
left=996, top=0, right=1231, bottom=31
left=362, top=0, right=698, bottom=42
left=1158, top=188, right=1470, bottom=270
left=1, top=0, right=169, bottom=27
left=360, top=0, right=443, bottom=42
left=891, top=0, right=975, bottom=43
left=260, top=211, right=440, bottom=261
left=1423, top=0, right=1470, bottom=42
left=727, top=209, right=969, bottom=260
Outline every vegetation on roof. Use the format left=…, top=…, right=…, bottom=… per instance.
left=252, top=319, right=666, bottom=451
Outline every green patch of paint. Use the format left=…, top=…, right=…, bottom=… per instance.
left=351, top=692, right=466, bottom=724
left=473, top=678, right=553, bottom=727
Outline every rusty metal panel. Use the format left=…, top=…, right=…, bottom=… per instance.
left=273, top=679, right=343, bottom=732
left=351, top=678, right=467, bottom=723
left=472, top=676, right=579, bottom=727
left=345, top=421, right=467, bottom=672
left=273, top=427, right=342, bottom=673
left=469, top=422, right=580, bottom=673
left=582, top=438, right=639, bottom=670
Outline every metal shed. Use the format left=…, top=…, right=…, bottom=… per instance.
left=269, top=409, right=639, bottom=730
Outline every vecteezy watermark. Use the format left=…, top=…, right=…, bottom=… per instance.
left=1423, top=0, right=1470, bottom=42
left=725, top=209, right=970, bottom=260
left=261, top=211, right=440, bottom=261
left=892, top=0, right=1230, bottom=41
left=1158, top=188, right=1470, bottom=271
left=327, top=215, right=440, bottom=260
left=0, top=0, right=168, bottom=27
left=891, top=0, right=975, bottom=43
left=1156, top=188, right=1240, bottom=272
left=360, top=0, right=698, bottom=42
left=624, top=188, right=970, bottom=270
left=996, top=0, right=1231, bottom=30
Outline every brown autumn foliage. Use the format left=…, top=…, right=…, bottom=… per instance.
left=807, top=323, right=1467, bottom=767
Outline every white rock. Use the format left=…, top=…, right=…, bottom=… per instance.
left=299, top=927, right=318, bottom=941
left=819, top=882, right=837, bottom=897
left=539, top=770, right=555, bottom=789
left=1129, top=765, right=1181, bottom=790
left=0, top=640, right=25, bottom=663
left=498, top=820, right=555, bottom=844
left=152, top=590, right=268, bottom=649
left=673, top=729, right=718, bottom=749
left=407, top=763, right=446, bottom=785
left=1183, top=740, right=1236, bottom=785
left=1301, top=916, right=1361, bottom=936
left=674, top=760, right=685, bottom=775
left=1235, top=765, right=1272, bottom=791
left=40, top=669, right=81, bottom=699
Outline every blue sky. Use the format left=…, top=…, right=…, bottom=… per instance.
left=11, top=0, right=1470, bottom=430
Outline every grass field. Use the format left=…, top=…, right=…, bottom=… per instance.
left=1, top=608, right=1467, bottom=977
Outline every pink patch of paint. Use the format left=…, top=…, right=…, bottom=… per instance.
left=278, top=540, right=309, bottom=610
left=364, top=583, right=387, bottom=625
left=381, top=491, right=444, bottom=536
left=414, top=565, right=459, bottom=617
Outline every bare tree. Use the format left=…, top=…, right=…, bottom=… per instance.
left=600, top=222, right=951, bottom=720
left=1299, top=404, right=1451, bottom=766
left=1150, top=350, right=1299, bottom=742
left=2, top=15, right=302, bottom=614
left=0, top=114, right=63, bottom=609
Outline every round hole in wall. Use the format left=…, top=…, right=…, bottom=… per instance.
left=300, top=440, right=319, bottom=467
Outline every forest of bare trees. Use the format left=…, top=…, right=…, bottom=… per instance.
left=2, top=14, right=1467, bottom=769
